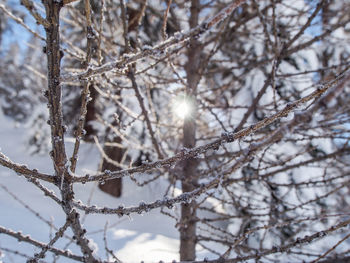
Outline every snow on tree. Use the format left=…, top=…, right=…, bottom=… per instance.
left=0, top=0, right=350, bottom=262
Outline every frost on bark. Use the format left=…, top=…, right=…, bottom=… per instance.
left=44, top=0, right=67, bottom=177
left=44, top=1, right=98, bottom=262
left=180, top=0, right=202, bottom=260
left=1, top=0, right=350, bottom=262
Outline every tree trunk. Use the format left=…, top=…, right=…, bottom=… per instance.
left=99, top=136, right=123, bottom=197
left=45, top=1, right=98, bottom=261
left=180, top=0, right=201, bottom=260
left=83, top=84, right=98, bottom=141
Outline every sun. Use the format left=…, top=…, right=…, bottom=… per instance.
left=172, top=95, right=194, bottom=120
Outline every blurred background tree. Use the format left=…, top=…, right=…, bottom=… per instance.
left=0, top=0, right=350, bottom=262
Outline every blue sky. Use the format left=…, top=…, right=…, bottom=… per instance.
left=1, top=0, right=45, bottom=57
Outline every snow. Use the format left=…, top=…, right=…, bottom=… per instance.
left=0, top=113, right=184, bottom=263
left=117, top=234, right=178, bottom=262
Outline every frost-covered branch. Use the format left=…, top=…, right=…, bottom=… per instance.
left=2, top=0, right=350, bottom=261
left=20, top=0, right=50, bottom=28
left=0, top=3, right=45, bottom=41
left=60, top=0, right=247, bottom=82
left=0, top=226, right=84, bottom=261
left=73, top=66, right=350, bottom=183
left=0, top=151, right=54, bottom=182
left=190, top=217, right=350, bottom=263
left=27, top=220, right=70, bottom=263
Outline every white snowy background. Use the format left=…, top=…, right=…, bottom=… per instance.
left=0, top=112, right=187, bottom=263
left=1, top=0, right=350, bottom=262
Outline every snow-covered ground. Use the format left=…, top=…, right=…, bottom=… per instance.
left=0, top=113, right=185, bottom=263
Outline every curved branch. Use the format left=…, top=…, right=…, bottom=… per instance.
left=0, top=151, right=55, bottom=183
left=60, top=0, right=247, bottom=82
left=73, top=66, right=350, bottom=183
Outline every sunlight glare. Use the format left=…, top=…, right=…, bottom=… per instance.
left=172, top=96, right=193, bottom=120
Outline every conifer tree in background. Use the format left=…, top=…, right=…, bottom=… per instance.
left=0, top=0, right=350, bottom=262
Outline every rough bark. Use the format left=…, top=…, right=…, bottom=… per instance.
left=84, top=84, right=98, bottom=141
left=99, top=136, right=123, bottom=197
left=45, top=1, right=98, bottom=261
left=180, top=0, right=201, bottom=260
left=45, top=0, right=66, bottom=177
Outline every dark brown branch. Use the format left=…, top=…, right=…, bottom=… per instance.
left=60, top=0, right=248, bottom=82
left=73, top=66, right=350, bottom=183
left=0, top=226, right=84, bottom=261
